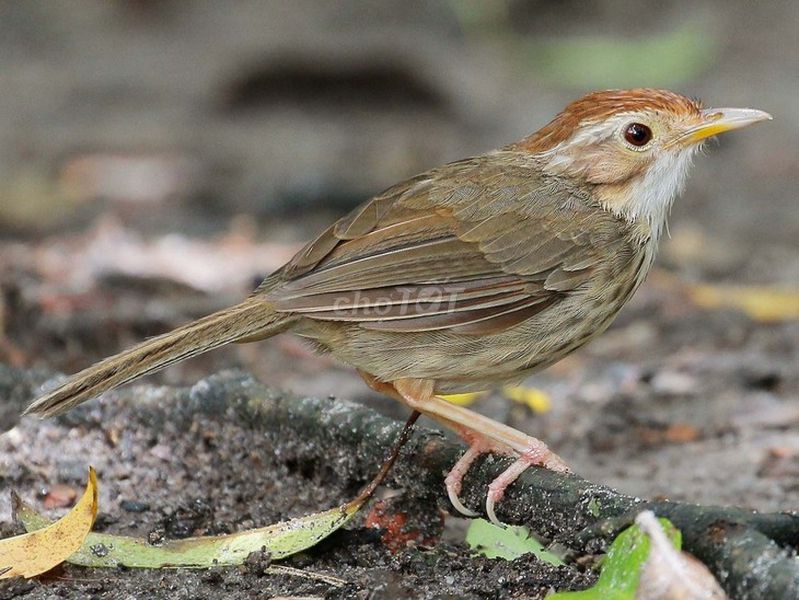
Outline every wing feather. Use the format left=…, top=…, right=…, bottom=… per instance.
left=267, top=154, right=623, bottom=334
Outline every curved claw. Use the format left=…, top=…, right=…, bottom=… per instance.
left=446, top=483, right=479, bottom=517
left=444, top=445, right=485, bottom=517
left=485, top=454, right=541, bottom=526
left=444, top=426, right=571, bottom=523
left=485, top=492, right=503, bottom=527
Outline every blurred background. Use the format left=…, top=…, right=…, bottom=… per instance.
left=1, top=1, right=797, bottom=508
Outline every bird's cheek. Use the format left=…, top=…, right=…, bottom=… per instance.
left=584, top=150, right=647, bottom=185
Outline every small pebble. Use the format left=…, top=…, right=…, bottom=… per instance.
left=42, top=483, right=77, bottom=509
left=120, top=499, right=150, bottom=513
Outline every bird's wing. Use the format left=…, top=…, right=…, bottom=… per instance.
left=264, top=155, right=629, bottom=335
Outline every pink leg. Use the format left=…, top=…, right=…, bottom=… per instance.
left=370, top=377, right=571, bottom=523
left=447, top=427, right=567, bottom=525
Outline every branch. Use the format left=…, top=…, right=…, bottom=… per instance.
left=20, top=369, right=799, bottom=598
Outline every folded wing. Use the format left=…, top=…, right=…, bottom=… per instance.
left=265, top=156, right=622, bottom=335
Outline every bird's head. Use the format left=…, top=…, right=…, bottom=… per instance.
left=511, top=88, right=771, bottom=238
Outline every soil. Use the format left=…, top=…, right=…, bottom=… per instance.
left=1, top=2, right=798, bottom=599
left=0, top=366, right=597, bottom=600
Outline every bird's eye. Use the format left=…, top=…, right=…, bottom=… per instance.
left=623, top=123, right=653, bottom=147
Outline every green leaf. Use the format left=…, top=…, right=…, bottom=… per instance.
left=465, top=518, right=564, bottom=565
left=14, top=493, right=363, bottom=569
left=549, top=518, right=681, bottom=599
left=526, top=22, right=717, bottom=89
left=13, top=407, right=419, bottom=572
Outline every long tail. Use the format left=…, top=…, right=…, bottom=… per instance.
left=25, top=298, right=294, bottom=418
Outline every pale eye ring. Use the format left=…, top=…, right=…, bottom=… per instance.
left=623, top=122, right=653, bottom=147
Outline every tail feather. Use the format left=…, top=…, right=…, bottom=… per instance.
left=25, top=299, right=293, bottom=418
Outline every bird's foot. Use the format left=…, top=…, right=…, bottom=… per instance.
left=444, top=432, right=491, bottom=518
left=384, top=378, right=570, bottom=525
left=446, top=428, right=569, bottom=526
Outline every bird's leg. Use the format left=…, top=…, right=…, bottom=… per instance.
left=378, top=377, right=570, bottom=525
left=440, top=424, right=567, bottom=524
left=357, top=372, right=483, bottom=516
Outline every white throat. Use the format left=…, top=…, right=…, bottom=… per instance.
left=624, top=148, right=696, bottom=242
left=536, top=116, right=700, bottom=243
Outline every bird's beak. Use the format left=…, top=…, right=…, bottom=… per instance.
left=675, top=107, right=772, bottom=146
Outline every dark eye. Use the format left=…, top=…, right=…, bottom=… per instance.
left=624, top=123, right=653, bottom=147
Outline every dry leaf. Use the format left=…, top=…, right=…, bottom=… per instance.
left=635, top=511, right=727, bottom=599
left=549, top=512, right=724, bottom=600
left=440, top=385, right=553, bottom=414
left=688, top=284, right=799, bottom=322
left=1, top=467, right=98, bottom=579
left=502, top=385, right=553, bottom=413
left=42, top=484, right=78, bottom=510
left=14, top=413, right=419, bottom=572
left=14, top=473, right=356, bottom=569
left=439, top=391, right=487, bottom=406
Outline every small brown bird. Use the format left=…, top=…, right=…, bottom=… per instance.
left=26, top=89, right=770, bottom=524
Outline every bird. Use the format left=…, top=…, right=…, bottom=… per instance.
left=26, top=88, right=771, bottom=525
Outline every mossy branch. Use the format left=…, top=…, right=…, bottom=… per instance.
left=17, top=368, right=799, bottom=599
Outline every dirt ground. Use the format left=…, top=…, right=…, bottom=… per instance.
left=0, top=366, right=599, bottom=599
left=1, top=274, right=798, bottom=599
left=1, top=1, right=798, bottom=599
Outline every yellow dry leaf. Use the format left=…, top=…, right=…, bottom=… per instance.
left=15, top=413, right=420, bottom=573
left=688, top=284, right=799, bottom=322
left=440, top=391, right=488, bottom=406
left=441, top=387, right=553, bottom=413
left=0, top=467, right=98, bottom=579
left=502, top=386, right=552, bottom=414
